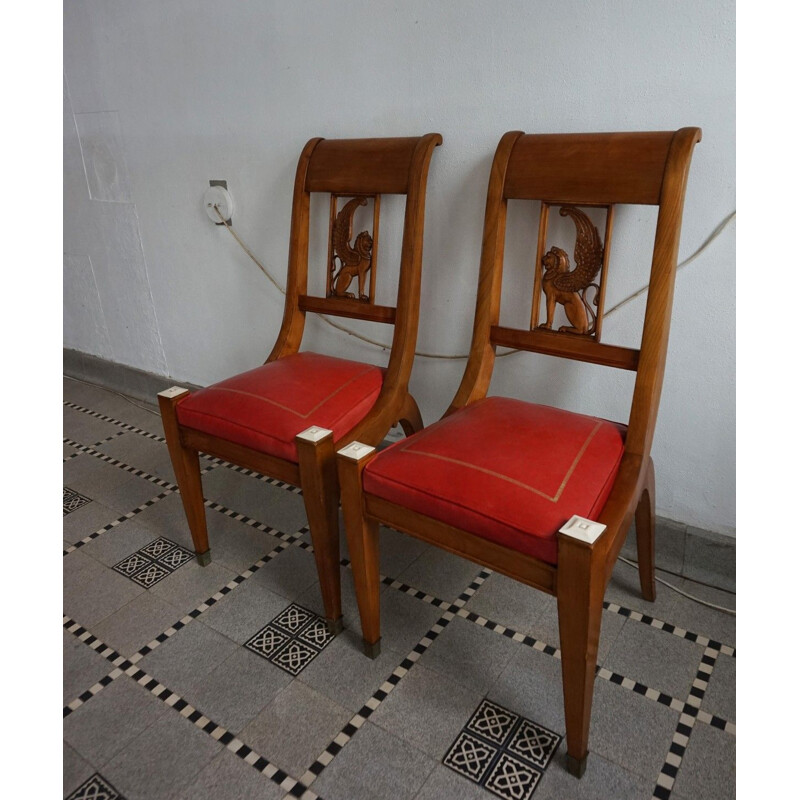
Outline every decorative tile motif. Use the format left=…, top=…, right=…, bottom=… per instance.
left=485, top=752, right=542, bottom=800
left=506, top=720, right=562, bottom=770
left=112, top=538, right=194, bottom=587
left=130, top=562, right=171, bottom=588
left=66, top=772, right=124, bottom=800
left=244, top=603, right=334, bottom=676
left=63, top=487, right=92, bottom=516
left=467, top=698, right=520, bottom=745
left=444, top=731, right=498, bottom=782
left=443, top=699, right=560, bottom=799
left=140, top=537, right=178, bottom=559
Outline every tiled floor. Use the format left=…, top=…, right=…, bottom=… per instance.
left=63, top=377, right=736, bottom=800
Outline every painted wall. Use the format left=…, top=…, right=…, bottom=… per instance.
left=63, top=0, right=735, bottom=535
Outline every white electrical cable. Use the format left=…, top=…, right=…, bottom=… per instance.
left=213, top=204, right=736, bottom=359
left=618, top=556, right=735, bottom=615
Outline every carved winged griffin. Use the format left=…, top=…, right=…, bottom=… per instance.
left=329, top=197, right=373, bottom=301
left=538, top=206, right=604, bottom=335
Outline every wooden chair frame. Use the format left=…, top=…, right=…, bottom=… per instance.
left=336, top=128, right=701, bottom=775
left=159, top=134, right=442, bottom=634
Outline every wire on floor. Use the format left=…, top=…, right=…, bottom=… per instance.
left=617, top=556, right=735, bottom=615
left=63, top=374, right=162, bottom=417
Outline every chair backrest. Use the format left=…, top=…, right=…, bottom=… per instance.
left=268, top=134, right=442, bottom=399
left=448, top=128, right=701, bottom=460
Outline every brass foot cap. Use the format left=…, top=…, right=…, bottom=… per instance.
left=196, top=550, right=212, bottom=567
left=363, top=639, right=381, bottom=659
left=565, top=754, right=587, bottom=778
left=326, top=617, right=344, bottom=636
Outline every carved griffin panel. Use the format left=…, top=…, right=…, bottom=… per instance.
left=328, top=197, right=374, bottom=301
left=538, top=206, right=605, bottom=336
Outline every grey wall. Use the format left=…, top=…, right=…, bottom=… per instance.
left=63, top=0, right=735, bottom=535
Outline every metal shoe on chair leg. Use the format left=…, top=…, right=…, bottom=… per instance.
left=556, top=528, right=605, bottom=778
left=158, top=387, right=212, bottom=566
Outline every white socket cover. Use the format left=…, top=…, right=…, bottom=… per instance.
left=203, top=185, right=234, bottom=223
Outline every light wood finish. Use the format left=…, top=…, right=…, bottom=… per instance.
left=635, top=456, right=657, bottom=602
left=489, top=326, right=640, bottom=370
left=296, top=431, right=342, bottom=634
left=337, top=449, right=382, bottom=651
left=298, top=295, right=396, bottom=324
left=158, top=390, right=211, bottom=564
left=338, top=128, right=701, bottom=776
left=160, top=134, right=442, bottom=631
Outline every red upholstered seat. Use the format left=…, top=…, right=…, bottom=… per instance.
left=363, top=397, right=625, bottom=565
left=176, top=352, right=384, bottom=462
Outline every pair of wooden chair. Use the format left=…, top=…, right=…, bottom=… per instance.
left=159, top=128, right=700, bottom=776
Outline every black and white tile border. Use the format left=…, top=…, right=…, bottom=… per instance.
left=62, top=527, right=309, bottom=716
left=63, top=618, right=319, bottom=800
left=298, top=568, right=491, bottom=787
left=245, top=603, right=334, bottom=676
left=443, top=699, right=561, bottom=799
left=604, top=600, right=736, bottom=657
left=650, top=645, right=720, bottom=800
left=62, top=438, right=302, bottom=557
left=63, top=487, right=92, bottom=516
left=64, top=401, right=302, bottom=494
left=64, top=400, right=167, bottom=443
left=63, top=489, right=177, bottom=556
left=64, top=395, right=737, bottom=798
left=66, top=773, right=125, bottom=800
left=378, top=569, right=737, bottom=734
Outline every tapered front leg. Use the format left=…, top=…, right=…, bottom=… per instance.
left=635, top=457, right=657, bottom=602
left=296, top=427, right=343, bottom=635
left=337, top=442, right=381, bottom=658
left=556, top=531, right=605, bottom=777
left=158, top=387, right=211, bottom=566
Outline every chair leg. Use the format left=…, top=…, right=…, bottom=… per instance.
left=158, top=388, right=211, bottom=565
left=556, top=535, right=605, bottom=778
left=296, top=431, right=343, bottom=635
left=397, top=394, right=424, bottom=436
left=635, top=457, right=656, bottom=602
left=337, top=445, right=382, bottom=658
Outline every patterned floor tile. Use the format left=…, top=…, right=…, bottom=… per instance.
left=112, top=538, right=194, bottom=587
left=443, top=699, right=561, bottom=799
left=65, top=773, right=125, bottom=800
left=244, top=602, right=334, bottom=676
left=64, top=487, right=92, bottom=516
left=63, top=383, right=736, bottom=800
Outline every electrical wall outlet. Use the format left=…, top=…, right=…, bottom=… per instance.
left=204, top=180, right=233, bottom=225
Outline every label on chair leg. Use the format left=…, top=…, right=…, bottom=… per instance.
left=297, top=426, right=333, bottom=443
left=559, top=515, right=606, bottom=544
left=157, top=386, right=189, bottom=399
left=337, top=441, right=376, bottom=460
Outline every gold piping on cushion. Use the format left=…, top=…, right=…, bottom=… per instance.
left=190, top=364, right=379, bottom=419
left=389, top=420, right=604, bottom=504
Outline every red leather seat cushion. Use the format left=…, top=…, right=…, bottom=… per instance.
left=176, top=352, right=384, bottom=462
left=363, top=397, right=625, bottom=565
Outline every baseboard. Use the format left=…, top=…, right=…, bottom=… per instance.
left=63, top=349, right=202, bottom=406
left=63, top=348, right=736, bottom=593
left=620, top=518, right=735, bottom=595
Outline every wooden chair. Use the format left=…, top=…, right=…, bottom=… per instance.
left=336, top=128, right=701, bottom=776
left=158, top=134, right=442, bottom=635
